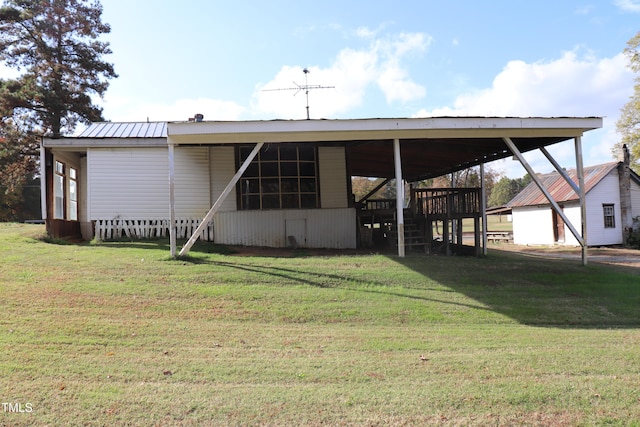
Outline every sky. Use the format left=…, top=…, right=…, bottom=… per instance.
left=6, top=0, right=640, bottom=178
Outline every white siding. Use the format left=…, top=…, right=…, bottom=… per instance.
left=210, top=146, right=236, bottom=212
left=631, top=179, right=640, bottom=220
left=174, top=147, right=211, bottom=217
left=319, top=146, right=348, bottom=208
left=512, top=206, right=554, bottom=245
left=88, top=147, right=210, bottom=220
left=213, top=208, right=357, bottom=248
left=562, top=204, right=582, bottom=246
left=88, top=147, right=169, bottom=219
left=583, top=172, right=623, bottom=246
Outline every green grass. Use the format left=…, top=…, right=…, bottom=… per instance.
left=1, top=223, right=639, bottom=426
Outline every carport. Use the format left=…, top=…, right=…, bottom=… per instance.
left=168, top=116, right=602, bottom=264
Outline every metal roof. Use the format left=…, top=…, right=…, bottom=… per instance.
left=76, top=122, right=167, bottom=138
left=507, top=162, right=620, bottom=207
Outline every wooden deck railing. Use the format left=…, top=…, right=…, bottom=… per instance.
left=412, top=188, right=481, bottom=218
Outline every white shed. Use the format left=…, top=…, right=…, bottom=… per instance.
left=508, top=152, right=640, bottom=247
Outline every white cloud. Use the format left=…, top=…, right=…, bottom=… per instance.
left=252, top=32, right=430, bottom=119
left=101, top=95, right=245, bottom=122
left=414, top=49, right=634, bottom=177
left=614, top=0, right=640, bottom=12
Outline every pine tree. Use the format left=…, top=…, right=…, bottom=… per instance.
left=0, top=0, right=117, bottom=138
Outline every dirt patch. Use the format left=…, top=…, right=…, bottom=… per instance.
left=490, top=243, right=640, bottom=270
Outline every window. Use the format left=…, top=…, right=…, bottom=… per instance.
left=69, top=167, right=78, bottom=221
left=603, top=204, right=615, bottom=228
left=238, top=144, right=318, bottom=210
left=53, top=160, right=79, bottom=221
left=54, top=161, right=65, bottom=219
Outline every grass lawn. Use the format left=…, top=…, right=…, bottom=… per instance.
left=1, top=223, right=639, bottom=426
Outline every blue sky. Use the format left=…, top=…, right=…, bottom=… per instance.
left=9, top=1, right=640, bottom=177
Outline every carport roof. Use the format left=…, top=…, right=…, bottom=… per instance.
left=167, top=116, right=602, bottom=182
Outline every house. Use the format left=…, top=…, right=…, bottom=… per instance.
left=508, top=146, right=640, bottom=246
left=40, top=116, right=602, bottom=256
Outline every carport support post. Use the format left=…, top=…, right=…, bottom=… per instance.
left=503, top=137, right=586, bottom=262
left=394, top=138, right=405, bottom=257
left=575, top=136, right=588, bottom=266
left=178, top=142, right=264, bottom=257
left=169, top=144, right=177, bottom=258
left=480, top=162, right=488, bottom=256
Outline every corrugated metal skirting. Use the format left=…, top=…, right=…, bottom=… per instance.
left=213, top=208, right=357, bottom=249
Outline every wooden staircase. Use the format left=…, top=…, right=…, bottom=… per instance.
left=389, top=215, right=428, bottom=251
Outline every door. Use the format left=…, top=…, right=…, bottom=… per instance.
left=552, top=206, right=565, bottom=243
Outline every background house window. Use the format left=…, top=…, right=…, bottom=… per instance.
left=603, top=204, right=615, bottom=228
left=54, top=161, right=65, bottom=219
left=238, top=144, right=318, bottom=210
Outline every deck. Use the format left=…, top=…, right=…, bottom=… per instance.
left=357, top=188, right=483, bottom=255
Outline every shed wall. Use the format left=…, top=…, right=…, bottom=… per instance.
left=512, top=206, right=554, bottom=245
left=581, top=172, right=623, bottom=246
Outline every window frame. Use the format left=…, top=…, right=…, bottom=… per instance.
left=237, top=144, right=320, bottom=210
left=603, top=203, right=615, bottom=229
left=53, top=161, right=66, bottom=220
left=52, top=160, right=79, bottom=221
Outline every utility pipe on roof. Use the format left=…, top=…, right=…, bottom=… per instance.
left=503, top=137, right=585, bottom=249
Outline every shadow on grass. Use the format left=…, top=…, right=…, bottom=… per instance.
left=60, top=238, right=640, bottom=328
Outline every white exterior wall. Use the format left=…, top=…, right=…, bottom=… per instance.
left=210, top=146, right=236, bottom=212
left=581, top=172, right=623, bottom=246
left=87, top=147, right=210, bottom=220
left=512, top=171, right=629, bottom=246
left=512, top=206, right=554, bottom=245
left=213, top=208, right=356, bottom=248
left=632, top=179, right=640, bottom=220
left=319, top=146, right=348, bottom=208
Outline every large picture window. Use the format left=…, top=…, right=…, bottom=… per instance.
left=238, top=144, right=318, bottom=210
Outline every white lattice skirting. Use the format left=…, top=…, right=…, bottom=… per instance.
left=95, top=218, right=214, bottom=241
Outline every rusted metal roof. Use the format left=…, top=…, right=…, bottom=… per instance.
left=76, top=122, right=167, bottom=138
left=508, top=162, right=619, bottom=207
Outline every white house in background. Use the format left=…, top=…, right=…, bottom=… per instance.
left=508, top=147, right=640, bottom=246
left=40, top=116, right=602, bottom=253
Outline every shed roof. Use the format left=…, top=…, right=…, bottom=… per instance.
left=507, top=162, right=620, bottom=208
left=77, top=122, right=167, bottom=138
